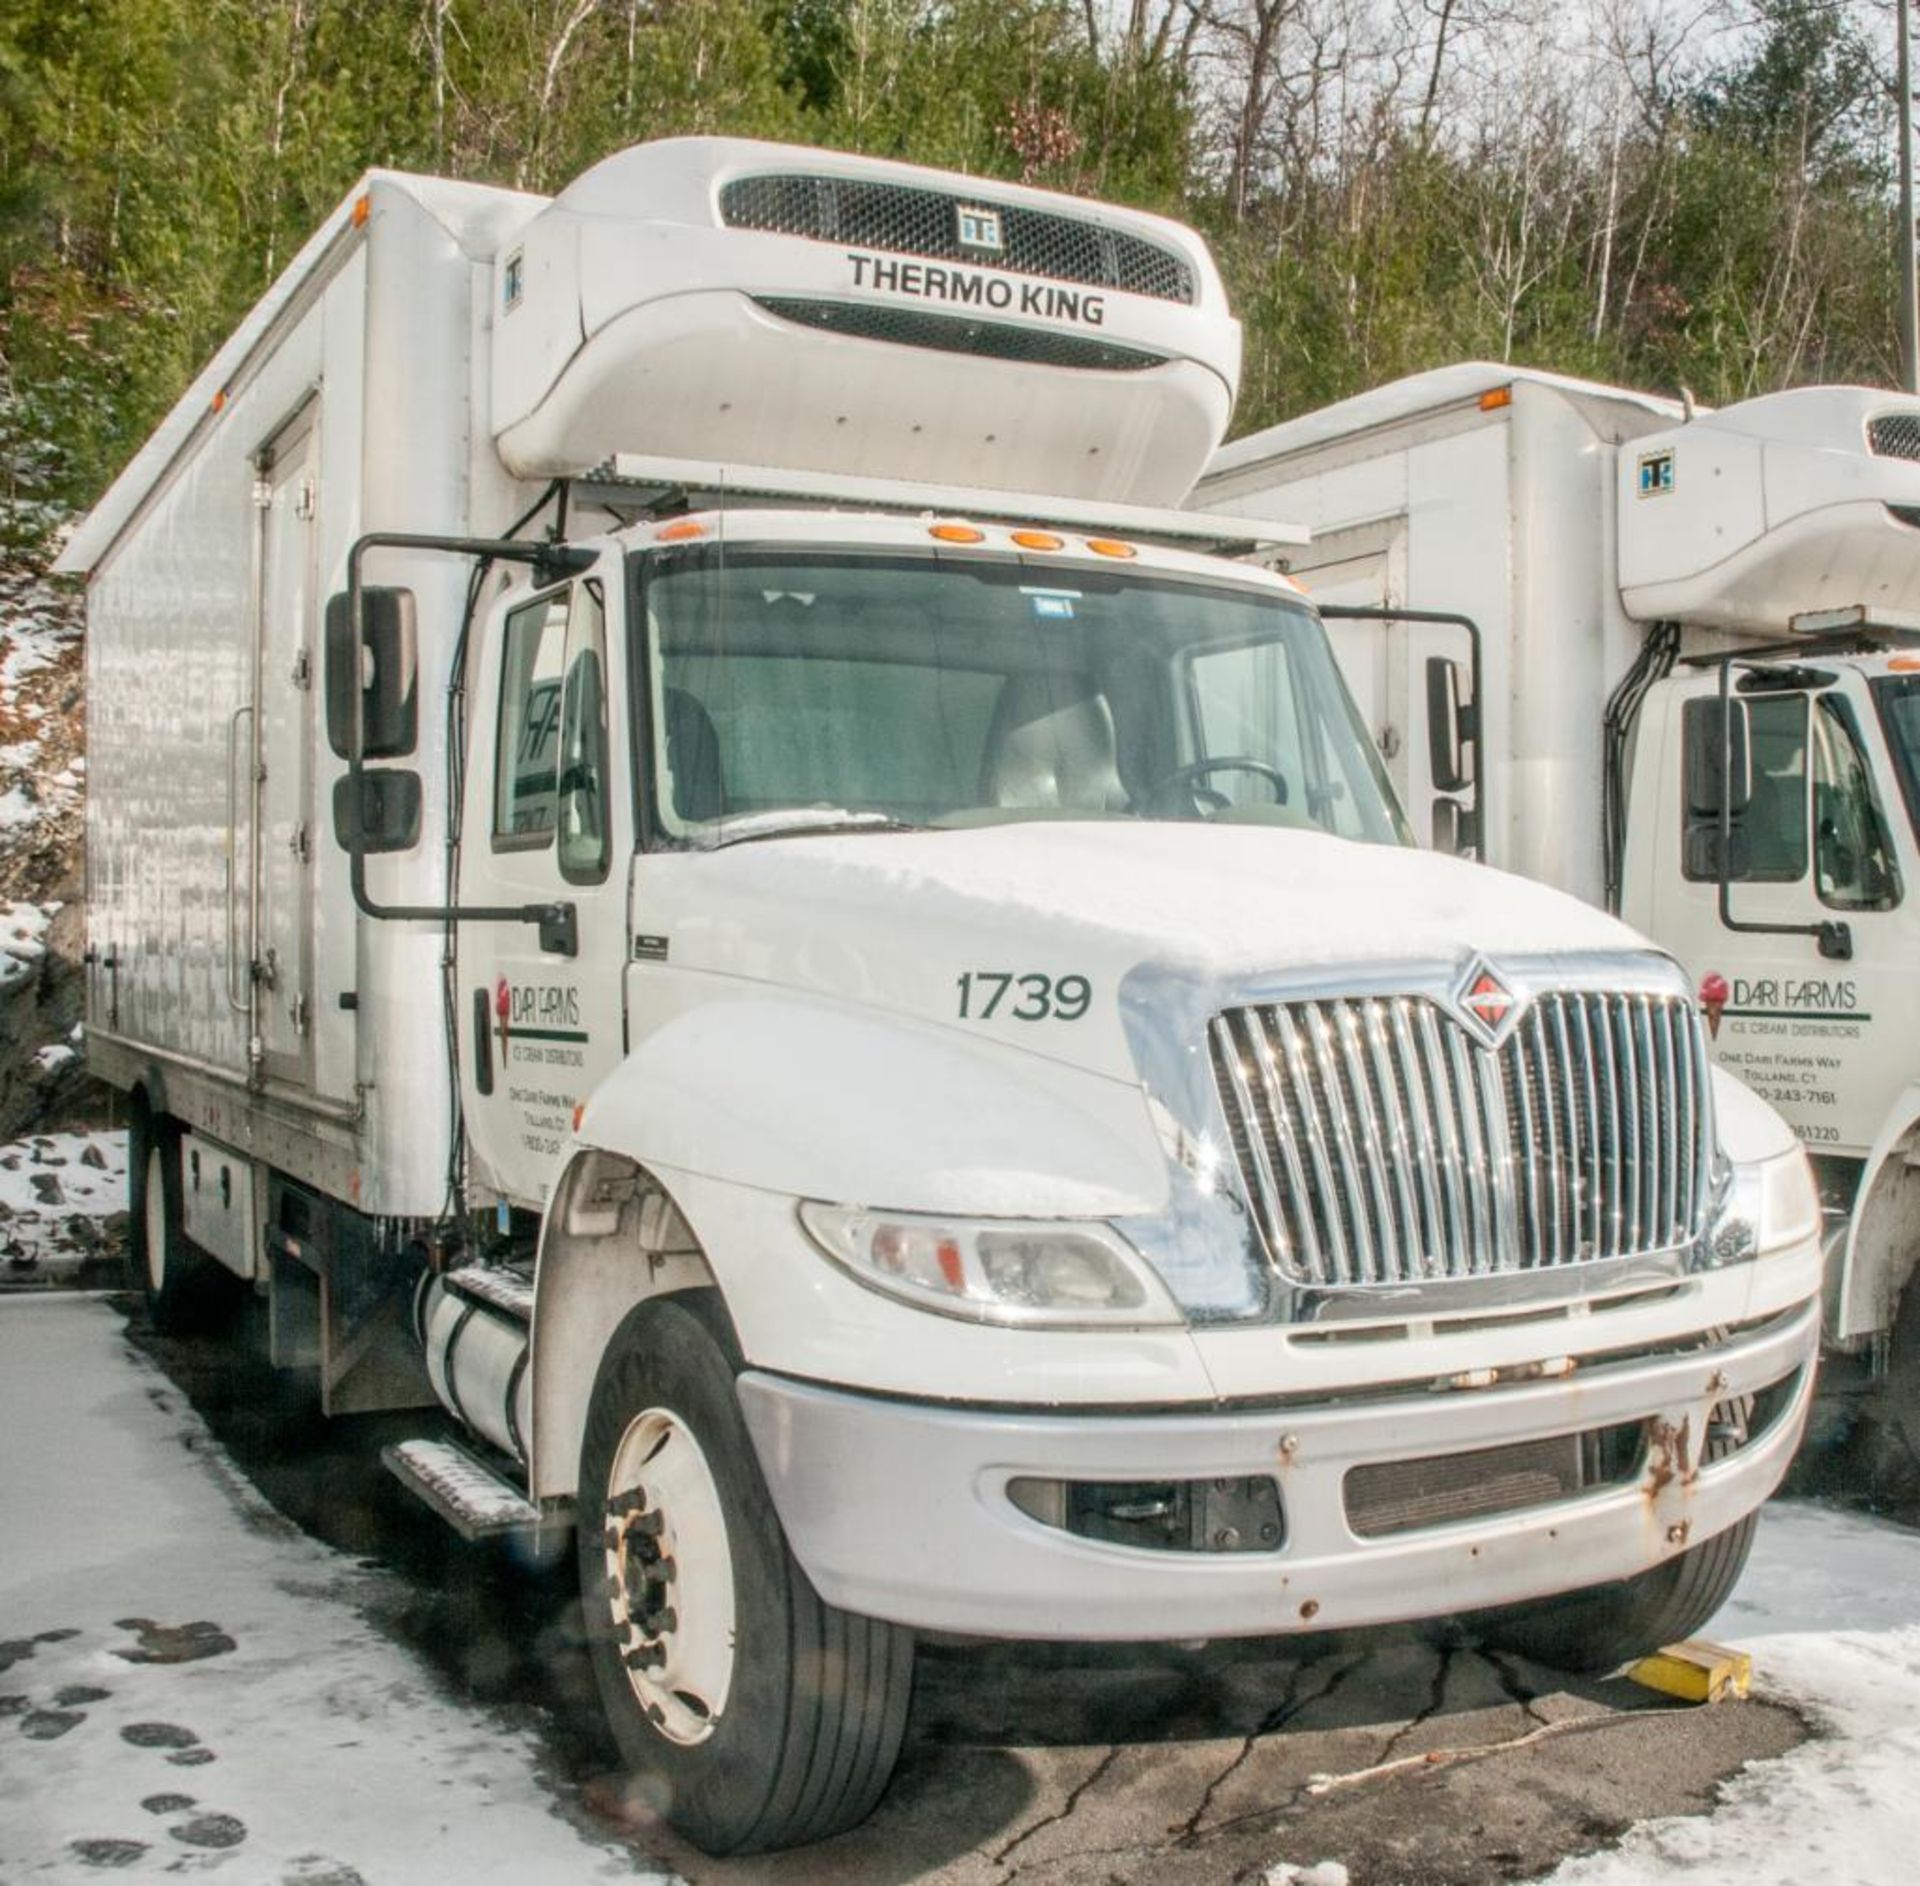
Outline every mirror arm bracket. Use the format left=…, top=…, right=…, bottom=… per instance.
left=344, top=529, right=583, bottom=953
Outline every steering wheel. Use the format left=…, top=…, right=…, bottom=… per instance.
left=1136, top=756, right=1289, bottom=816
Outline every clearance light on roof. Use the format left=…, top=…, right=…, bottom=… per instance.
left=1479, top=386, right=1513, bottom=412
left=656, top=519, right=706, bottom=542
left=1890, top=655, right=1920, bottom=672
left=1012, top=530, right=1064, bottom=551
left=352, top=194, right=371, bottom=229
left=1086, top=538, right=1136, bottom=559
left=929, top=523, right=986, bottom=544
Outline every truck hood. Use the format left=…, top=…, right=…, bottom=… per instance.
left=637, top=821, right=1650, bottom=1083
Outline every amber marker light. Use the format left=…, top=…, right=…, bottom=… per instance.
left=1479, top=386, right=1513, bottom=412
left=930, top=523, right=986, bottom=544
left=1011, top=530, right=1064, bottom=551
left=1890, top=655, right=1920, bottom=672
left=352, top=194, right=371, bottom=228
left=656, top=519, right=706, bottom=542
left=1086, top=538, right=1136, bottom=558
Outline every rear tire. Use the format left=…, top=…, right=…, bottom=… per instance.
left=577, top=1294, right=914, bottom=1854
left=1466, top=1512, right=1756, bottom=1674
left=126, top=1109, right=224, bottom=1334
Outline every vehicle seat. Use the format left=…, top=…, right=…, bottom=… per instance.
left=663, top=687, right=725, bottom=822
left=981, top=676, right=1130, bottom=812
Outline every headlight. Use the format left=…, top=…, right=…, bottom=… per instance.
left=798, top=1203, right=1185, bottom=1328
left=1707, top=1147, right=1820, bottom=1262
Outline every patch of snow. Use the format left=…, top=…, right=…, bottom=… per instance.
left=0, top=1130, right=127, bottom=1282
left=0, top=783, right=39, bottom=828
left=0, top=1296, right=654, bottom=1883
left=1, top=900, right=53, bottom=992
left=1265, top=1864, right=1351, bottom=1886
left=32, top=1043, right=75, bottom=1074
left=1531, top=1501, right=1920, bottom=1886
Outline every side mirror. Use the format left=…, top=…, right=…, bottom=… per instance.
left=331, top=770, right=422, bottom=854
left=1684, top=697, right=1752, bottom=819
left=1426, top=656, right=1477, bottom=794
left=1431, top=795, right=1479, bottom=858
left=326, top=587, right=418, bottom=759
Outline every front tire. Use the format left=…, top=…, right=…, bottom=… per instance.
left=126, top=1109, right=226, bottom=1333
left=577, top=1295, right=914, bottom=1854
left=1466, top=1513, right=1756, bottom=1673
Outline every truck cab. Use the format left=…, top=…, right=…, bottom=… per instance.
left=1627, top=647, right=1920, bottom=1342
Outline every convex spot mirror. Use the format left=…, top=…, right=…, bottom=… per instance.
left=325, top=586, right=418, bottom=759
left=1431, top=796, right=1479, bottom=858
left=1426, top=655, right=1477, bottom=794
left=331, top=769, right=422, bottom=854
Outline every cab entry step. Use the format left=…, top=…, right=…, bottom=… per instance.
left=382, top=1438, right=570, bottom=1543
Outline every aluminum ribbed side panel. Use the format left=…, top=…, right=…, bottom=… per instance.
left=1209, top=990, right=1712, bottom=1286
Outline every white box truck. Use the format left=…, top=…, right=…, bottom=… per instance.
left=62, top=158, right=1821, bottom=1852
left=1199, top=364, right=1920, bottom=1414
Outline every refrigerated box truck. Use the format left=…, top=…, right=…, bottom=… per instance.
left=61, top=158, right=1822, bottom=1852
left=1198, top=363, right=1920, bottom=1406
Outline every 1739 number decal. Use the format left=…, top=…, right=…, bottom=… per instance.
left=955, top=972, right=1091, bottom=1022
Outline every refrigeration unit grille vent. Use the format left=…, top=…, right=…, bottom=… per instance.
left=720, top=174, right=1198, bottom=304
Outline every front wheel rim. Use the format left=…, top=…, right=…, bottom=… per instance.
left=143, top=1145, right=166, bottom=1295
left=602, top=1407, right=737, bottom=1747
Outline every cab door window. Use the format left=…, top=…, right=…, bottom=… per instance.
left=1812, top=695, right=1900, bottom=911
left=1681, top=693, right=1807, bottom=883
left=494, top=583, right=612, bottom=878
left=495, top=592, right=569, bottom=845
left=557, top=583, right=610, bottom=884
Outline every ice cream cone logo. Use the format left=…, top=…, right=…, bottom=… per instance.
left=495, top=975, right=513, bottom=1060
left=1699, top=972, right=1729, bottom=1040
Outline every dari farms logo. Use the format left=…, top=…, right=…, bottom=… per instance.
left=1449, top=957, right=1523, bottom=1048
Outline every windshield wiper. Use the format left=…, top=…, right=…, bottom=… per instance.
left=708, top=807, right=926, bottom=848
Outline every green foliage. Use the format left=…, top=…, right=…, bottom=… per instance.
left=0, top=0, right=1903, bottom=565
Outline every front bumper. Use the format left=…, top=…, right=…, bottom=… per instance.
left=737, top=1295, right=1818, bottom=1639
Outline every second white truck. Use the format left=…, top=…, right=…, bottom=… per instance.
left=62, top=159, right=1820, bottom=1852
left=1200, top=364, right=1919, bottom=1412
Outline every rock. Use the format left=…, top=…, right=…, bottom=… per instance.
left=19, top=1707, right=85, bottom=1740
left=120, top=1721, right=199, bottom=1750
left=28, top=1173, right=63, bottom=1205
left=113, top=1620, right=237, bottom=1666
left=68, top=1839, right=149, bottom=1868
left=170, top=1814, right=246, bottom=1850
left=79, top=1142, right=108, bottom=1170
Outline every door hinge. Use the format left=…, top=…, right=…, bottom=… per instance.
left=291, top=647, right=311, bottom=690
left=294, top=477, right=316, bottom=521
left=251, top=478, right=274, bottom=510
left=289, top=822, right=310, bottom=864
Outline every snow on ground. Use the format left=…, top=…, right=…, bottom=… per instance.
left=0, top=1294, right=667, bottom=1884
left=0, top=1129, right=126, bottom=1284
left=1, top=899, right=52, bottom=993
left=1534, top=1502, right=1920, bottom=1885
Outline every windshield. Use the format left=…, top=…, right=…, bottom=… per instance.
left=1874, top=674, right=1920, bottom=841
left=638, top=549, right=1410, bottom=849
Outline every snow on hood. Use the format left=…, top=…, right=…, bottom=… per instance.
left=643, top=821, right=1647, bottom=1081
left=667, top=821, right=1637, bottom=972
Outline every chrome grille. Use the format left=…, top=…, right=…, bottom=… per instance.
left=719, top=174, right=1197, bottom=304
left=1869, top=412, right=1920, bottom=459
left=1208, top=989, right=1713, bottom=1287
